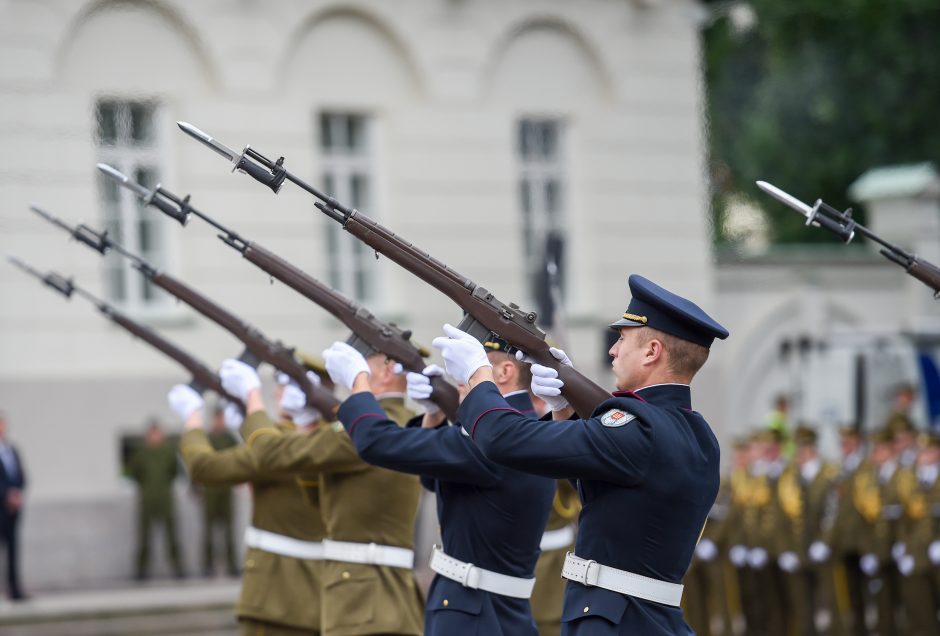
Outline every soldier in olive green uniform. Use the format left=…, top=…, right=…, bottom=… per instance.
left=896, top=433, right=940, bottom=635
left=825, top=427, right=868, bottom=636
left=684, top=474, right=733, bottom=636
left=202, top=407, right=239, bottom=577
left=858, top=428, right=915, bottom=636
left=170, top=378, right=328, bottom=636
left=221, top=355, right=424, bottom=636
left=775, top=426, right=839, bottom=636
left=127, top=420, right=183, bottom=580
left=531, top=479, right=580, bottom=636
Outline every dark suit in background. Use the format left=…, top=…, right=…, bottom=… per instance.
left=0, top=431, right=26, bottom=600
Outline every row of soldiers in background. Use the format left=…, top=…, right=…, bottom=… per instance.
left=684, top=415, right=940, bottom=636
left=124, top=413, right=238, bottom=580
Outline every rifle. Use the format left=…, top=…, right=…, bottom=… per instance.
left=177, top=122, right=612, bottom=416
left=29, top=206, right=340, bottom=417
left=8, top=256, right=244, bottom=412
left=757, top=181, right=940, bottom=297
left=97, top=164, right=460, bottom=421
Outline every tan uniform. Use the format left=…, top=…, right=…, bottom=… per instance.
left=180, top=422, right=326, bottom=635
left=858, top=462, right=916, bottom=636
left=531, top=480, right=580, bottom=636
left=897, top=464, right=940, bottom=635
left=776, top=460, right=838, bottom=636
left=684, top=479, right=732, bottom=636
left=241, top=397, right=423, bottom=636
left=825, top=454, right=868, bottom=636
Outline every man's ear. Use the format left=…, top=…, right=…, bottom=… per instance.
left=645, top=338, right=665, bottom=366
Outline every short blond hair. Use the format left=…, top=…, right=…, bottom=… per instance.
left=636, top=327, right=709, bottom=380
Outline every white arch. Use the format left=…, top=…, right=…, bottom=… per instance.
left=277, top=3, right=423, bottom=100
left=55, top=0, right=218, bottom=91
left=483, top=14, right=614, bottom=107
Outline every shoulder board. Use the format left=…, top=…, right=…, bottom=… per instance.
left=599, top=409, right=637, bottom=428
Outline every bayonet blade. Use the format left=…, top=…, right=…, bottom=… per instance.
left=96, top=164, right=151, bottom=199
left=29, top=204, right=73, bottom=231
left=756, top=181, right=814, bottom=218
left=177, top=121, right=239, bottom=164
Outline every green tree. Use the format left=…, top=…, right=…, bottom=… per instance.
left=704, top=0, right=940, bottom=246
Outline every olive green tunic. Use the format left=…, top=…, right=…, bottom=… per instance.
left=181, top=422, right=326, bottom=635
left=240, top=397, right=423, bottom=636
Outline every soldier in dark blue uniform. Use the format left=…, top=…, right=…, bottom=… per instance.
left=431, top=274, right=729, bottom=635
left=321, top=336, right=556, bottom=636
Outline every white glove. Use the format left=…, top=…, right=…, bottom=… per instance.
left=898, top=554, right=914, bottom=577
left=695, top=539, right=717, bottom=562
left=747, top=547, right=768, bottom=570
left=167, top=384, right=204, bottom=421
left=322, top=342, right=370, bottom=390
left=279, top=371, right=322, bottom=426
left=431, top=324, right=492, bottom=385
left=929, top=540, right=940, bottom=565
left=891, top=542, right=906, bottom=562
left=728, top=544, right=748, bottom=567
left=222, top=401, right=244, bottom=433
left=219, top=358, right=261, bottom=401
left=407, top=364, right=444, bottom=415
left=808, top=541, right=831, bottom=563
left=860, top=553, right=879, bottom=576
left=519, top=347, right=573, bottom=412
left=778, top=551, right=800, bottom=573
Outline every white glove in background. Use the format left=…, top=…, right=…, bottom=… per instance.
left=891, top=542, right=906, bottom=562
left=778, top=551, right=800, bottom=573
left=167, top=384, right=204, bottom=421
left=518, top=347, right=572, bottom=412
left=219, top=358, right=261, bottom=401
left=860, top=554, right=879, bottom=576
left=728, top=545, right=748, bottom=568
left=898, top=555, right=914, bottom=577
left=930, top=540, right=940, bottom=565
left=695, top=539, right=717, bottom=562
left=223, top=401, right=244, bottom=433
left=808, top=541, right=831, bottom=563
left=406, top=364, right=445, bottom=415
left=322, top=342, right=371, bottom=390
left=280, top=371, right=322, bottom=426
left=431, top=324, right=492, bottom=385
left=747, top=547, right=768, bottom=570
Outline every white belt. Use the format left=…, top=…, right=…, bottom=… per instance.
left=540, top=524, right=576, bottom=551
left=562, top=552, right=683, bottom=607
left=429, top=545, right=536, bottom=599
left=322, top=539, right=414, bottom=569
left=244, top=526, right=325, bottom=560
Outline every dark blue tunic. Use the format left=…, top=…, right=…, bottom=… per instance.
left=338, top=390, right=556, bottom=636
left=458, top=382, right=720, bottom=636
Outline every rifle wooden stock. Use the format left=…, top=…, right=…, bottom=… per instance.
left=239, top=243, right=460, bottom=420
left=905, top=258, right=940, bottom=296
left=147, top=271, right=340, bottom=418
left=107, top=313, right=244, bottom=411
left=341, top=212, right=612, bottom=417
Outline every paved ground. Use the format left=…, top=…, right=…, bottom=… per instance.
left=0, top=578, right=241, bottom=636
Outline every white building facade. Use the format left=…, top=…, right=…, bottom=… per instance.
left=6, top=0, right=934, bottom=590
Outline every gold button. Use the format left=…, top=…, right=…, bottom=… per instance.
left=583, top=606, right=590, bottom=613
left=443, top=599, right=449, bottom=607
left=342, top=571, right=350, bottom=580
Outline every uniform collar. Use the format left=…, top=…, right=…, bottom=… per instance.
left=376, top=392, right=406, bottom=402
left=800, top=458, right=821, bottom=484
left=503, top=389, right=535, bottom=414
left=613, top=383, right=692, bottom=410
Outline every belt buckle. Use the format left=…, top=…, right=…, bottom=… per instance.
left=366, top=542, right=378, bottom=564
left=579, top=558, right=599, bottom=587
